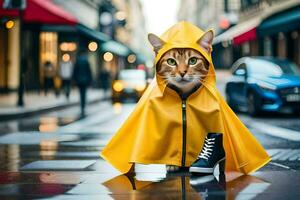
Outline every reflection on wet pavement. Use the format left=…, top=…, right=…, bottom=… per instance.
left=0, top=115, right=78, bottom=136
left=0, top=101, right=113, bottom=135
left=3, top=170, right=300, bottom=199
left=21, top=160, right=97, bottom=171
left=0, top=102, right=299, bottom=199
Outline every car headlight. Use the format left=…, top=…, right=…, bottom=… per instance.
left=135, top=84, right=146, bottom=92
left=257, top=82, right=276, bottom=92
left=113, top=81, right=124, bottom=92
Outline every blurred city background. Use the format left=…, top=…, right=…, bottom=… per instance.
left=0, top=0, right=300, bottom=199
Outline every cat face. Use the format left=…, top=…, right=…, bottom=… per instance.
left=148, top=30, right=214, bottom=96
left=156, top=48, right=209, bottom=95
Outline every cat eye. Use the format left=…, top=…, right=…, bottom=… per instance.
left=188, top=57, right=198, bottom=65
left=167, top=58, right=177, bottom=66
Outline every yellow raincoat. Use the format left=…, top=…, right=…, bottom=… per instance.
left=100, top=21, right=271, bottom=174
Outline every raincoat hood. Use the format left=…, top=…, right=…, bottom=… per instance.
left=155, top=21, right=216, bottom=93
left=100, top=21, right=271, bottom=174
left=155, top=21, right=212, bottom=64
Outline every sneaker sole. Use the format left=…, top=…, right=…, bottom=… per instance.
left=189, top=158, right=225, bottom=174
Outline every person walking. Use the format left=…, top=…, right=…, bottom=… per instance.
left=43, top=61, right=55, bottom=96
left=59, top=56, right=73, bottom=99
left=73, top=50, right=93, bottom=117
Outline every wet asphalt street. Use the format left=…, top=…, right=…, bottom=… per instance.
left=0, top=99, right=300, bottom=199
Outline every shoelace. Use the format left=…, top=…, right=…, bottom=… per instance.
left=198, top=137, right=215, bottom=160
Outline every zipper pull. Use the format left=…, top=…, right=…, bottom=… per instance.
left=182, top=100, right=186, bottom=109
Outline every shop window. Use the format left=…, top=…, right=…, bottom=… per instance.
left=242, top=42, right=250, bottom=56
left=277, top=32, right=286, bottom=59
left=263, top=36, right=272, bottom=56
left=39, top=32, right=58, bottom=85
left=291, top=31, right=300, bottom=66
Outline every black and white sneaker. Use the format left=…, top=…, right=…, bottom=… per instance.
left=189, top=133, right=225, bottom=174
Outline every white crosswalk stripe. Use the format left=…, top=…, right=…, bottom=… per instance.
left=246, top=121, right=300, bottom=141
left=267, top=149, right=300, bottom=161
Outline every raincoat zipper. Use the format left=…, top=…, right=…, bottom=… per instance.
left=181, top=99, right=187, bottom=167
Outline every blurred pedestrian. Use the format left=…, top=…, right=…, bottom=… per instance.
left=73, top=50, right=93, bottom=117
left=59, top=56, right=73, bottom=100
left=43, top=61, right=55, bottom=96
left=98, top=69, right=110, bottom=98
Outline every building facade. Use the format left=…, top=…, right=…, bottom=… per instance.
left=0, top=0, right=148, bottom=94
left=99, top=0, right=149, bottom=78
left=178, top=0, right=240, bottom=34
left=213, top=0, right=300, bottom=68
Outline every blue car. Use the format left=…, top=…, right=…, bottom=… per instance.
left=225, top=57, right=300, bottom=116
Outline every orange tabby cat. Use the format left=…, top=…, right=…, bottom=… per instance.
left=148, top=30, right=214, bottom=172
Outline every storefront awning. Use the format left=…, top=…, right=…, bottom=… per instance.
left=258, top=5, right=300, bottom=36
left=101, top=41, right=131, bottom=57
left=0, top=0, right=77, bottom=25
left=213, top=17, right=260, bottom=46
left=77, top=24, right=110, bottom=43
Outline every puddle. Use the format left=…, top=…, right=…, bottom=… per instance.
left=0, top=117, right=78, bottom=136
left=20, top=160, right=97, bottom=171
left=0, top=132, right=79, bottom=145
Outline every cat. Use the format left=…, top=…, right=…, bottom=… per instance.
left=148, top=30, right=213, bottom=97
left=148, top=30, right=214, bottom=172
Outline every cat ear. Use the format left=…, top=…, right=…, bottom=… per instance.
left=148, top=33, right=165, bottom=53
left=197, top=30, right=214, bottom=54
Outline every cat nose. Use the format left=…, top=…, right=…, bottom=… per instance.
left=179, top=71, right=187, bottom=77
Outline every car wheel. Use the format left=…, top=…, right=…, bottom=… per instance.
left=247, top=92, right=260, bottom=116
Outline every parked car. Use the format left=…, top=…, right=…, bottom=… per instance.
left=225, top=57, right=300, bottom=116
left=112, top=69, right=148, bottom=103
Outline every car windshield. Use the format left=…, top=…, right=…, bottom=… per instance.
left=119, top=70, right=146, bottom=81
left=248, top=59, right=300, bottom=77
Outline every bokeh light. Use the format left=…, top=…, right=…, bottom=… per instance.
left=88, top=41, right=98, bottom=52
left=115, top=11, right=127, bottom=21
left=103, top=52, right=114, bottom=62
left=62, top=53, right=70, bottom=62
left=5, top=20, right=14, bottom=29
left=127, top=54, right=136, bottom=63
left=60, top=42, right=77, bottom=51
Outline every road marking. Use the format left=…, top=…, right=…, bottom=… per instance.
left=247, top=121, right=300, bottom=141
left=278, top=149, right=298, bottom=161
left=269, top=162, right=290, bottom=169
left=267, top=149, right=300, bottom=161
left=235, top=183, right=270, bottom=200
left=266, top=149, right=281, bottom=157
left=288, top=151, right=300, bottom=161
left=272, top=150, right=289, bottom=160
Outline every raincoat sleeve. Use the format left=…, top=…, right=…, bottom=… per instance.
left=216, top=90, right=271, bottom=174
